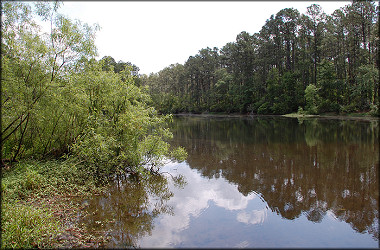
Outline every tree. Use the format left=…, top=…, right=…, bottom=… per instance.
left=317, top=60, right=340, bottom=112
left=140, top=1, right=378, bottom=115
left=276, top=8, right=300, bottom=72
left=100, top=56, right=117, bottom=72
left=305, top=4, right=327, bottom=85
left=1, top=1, right=98, bottom=162
left=210, top=68, right=234, bottom=112
left=1, top=1, right=187, bottom=179
left=304, top=84, right=320, bottom=114
left=354, top=64, right=379, bottom=109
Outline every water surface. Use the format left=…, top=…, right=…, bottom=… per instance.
left=81, top=116, right=379, bottom=248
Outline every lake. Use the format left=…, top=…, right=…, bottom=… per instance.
left=80, top=115, right=379, bottom=248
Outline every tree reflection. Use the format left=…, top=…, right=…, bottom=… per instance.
left=170, top=116, right=379, bottom=240
left=79, top=172, right=185, bottom=248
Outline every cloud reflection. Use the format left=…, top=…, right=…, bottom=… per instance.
left=237, top=209, right=267, bottom=225
left=139, top=161, right=259, bottom=247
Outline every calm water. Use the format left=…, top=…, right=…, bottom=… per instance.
left=81, top=116, right=379, bottom=248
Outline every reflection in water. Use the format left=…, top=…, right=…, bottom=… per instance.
left=138, top=161, right=262, bottom=248
left=237, top=209, right=267, bottom=225
left=79, top=173, right=183, bottom=248
left=81, top=116, right=379, bottom=248
left=170, top=116, right=379, bottom=241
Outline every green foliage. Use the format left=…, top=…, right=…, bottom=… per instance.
left=1, top=202, right=61, bottom=249
left=2, top=2, right=186, bottom=183
left=257, top=102, right=271, bottom=115
left=1, top=160, right=98, bottom=203
left=100, top=55, right=140, bottom=76
left=353, top=64, right=379, bottom=109
left=1, top=1, right=98, bottom=161
left=169, top=146, right=187, bottom=162
left=67, top=61, right=185, bottom=182
left=297, top=106, right=305, bottom=114
left=318, top=99, right=341, bottom=114
left=1, top=2, right=188, bottom=248
left=369, top=104, right=378, bottom=117
left=141, top=1, right=377, bottom=116
left=340, top=103, right=360, bottom=114
left=304, top=84, right=320, bottom=115
left=2, top=163, right=45, bottom=200
left=0, top=159, right=103, bottom=248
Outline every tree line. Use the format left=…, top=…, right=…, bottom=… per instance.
left=140, top=2, right=379, bottom=116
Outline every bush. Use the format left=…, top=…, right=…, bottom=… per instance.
left=318, top=99, right=340, bottom=113
left=304, top=84, right=320, bottom=115
left=340, top=103, right=359, bottom=114
left=369, top=104, right=378, bottom=117
left=257, top=102, right=271, bottom=114
left=297, top=106, right=306, bottom=114
left=271, top=100, right=287, bottom=114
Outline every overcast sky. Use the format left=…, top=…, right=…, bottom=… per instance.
left=58, top=1, right=351, bottom=75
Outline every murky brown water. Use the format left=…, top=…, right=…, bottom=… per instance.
left=81, top=116, right=379, bottom=248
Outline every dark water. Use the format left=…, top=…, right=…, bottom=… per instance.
left=81, top=116, right=379, bottom=248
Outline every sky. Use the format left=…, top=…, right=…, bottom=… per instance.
left=57, top=1, right=351, bottom=75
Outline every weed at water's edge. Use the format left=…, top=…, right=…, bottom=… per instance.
left=1, top=201, right=61, bottom=248
left=1, top=159, right=108, bottom=248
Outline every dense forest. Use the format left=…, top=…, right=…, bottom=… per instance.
left=138, top=1, right=379, bottom=115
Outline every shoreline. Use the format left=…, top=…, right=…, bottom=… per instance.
left=172, top=112, right=379, bottom=121
left=1, top=160, right=110, bottom=248
left=282, top=113, right=379, bottom=121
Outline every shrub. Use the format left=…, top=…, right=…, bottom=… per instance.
left=369, top=104, right=378, bottom=117
left=297, top=106, right=305, bottom=114
left=318, top=99, right=340, bottom=113
left=340, top=103, right=359, bottom=114
left=304, top=84, right=320, bottom=115
left=257, top=102, right=271, bottom=114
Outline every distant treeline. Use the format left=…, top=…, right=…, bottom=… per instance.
left=136, top=2, right=379, bottom=115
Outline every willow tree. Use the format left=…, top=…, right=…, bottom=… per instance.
left=1, top=2, right=186, bottom=179
left=1, top=1, right=99, bottom=162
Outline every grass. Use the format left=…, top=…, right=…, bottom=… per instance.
left=1, top=159, right=109, bottom=248
left=2, top=201, right=61, bottom=248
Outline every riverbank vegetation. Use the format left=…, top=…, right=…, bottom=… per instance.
left=1, top=160, right=107, bottom=248
left=1, top=2, right=185, bottom=247
left=1, top=1, right=378, bottom=247
left=140, top=1, right=379, bottom=116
